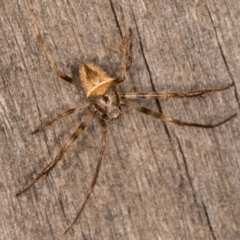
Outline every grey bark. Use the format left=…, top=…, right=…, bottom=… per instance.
left=0, top=0, right=240, bottom=240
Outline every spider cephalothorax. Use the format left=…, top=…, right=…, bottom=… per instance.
left=92, top=87, right=121, bottom=120
left=17, top=0, right=237, bottom=234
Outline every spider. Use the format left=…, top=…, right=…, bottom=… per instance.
left=17, top=1, right=237, bottom=234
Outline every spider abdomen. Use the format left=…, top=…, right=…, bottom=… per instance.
left=80, top=62, right=115, bottom=98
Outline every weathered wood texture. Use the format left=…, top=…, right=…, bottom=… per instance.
left=1, top=0, right=240, bottom=239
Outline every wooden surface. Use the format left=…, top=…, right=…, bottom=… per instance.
left=1, top=0, right=240, bottom=239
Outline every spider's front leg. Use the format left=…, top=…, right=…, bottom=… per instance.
left=16, top=110, right=95, bottom=197
left=64, top=116, right=107, bottom=234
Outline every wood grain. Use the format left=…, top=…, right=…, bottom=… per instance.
left=1, top=0, right=240, bottom=239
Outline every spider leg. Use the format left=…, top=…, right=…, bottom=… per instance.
left=32, top=103, right=90, bottom=134
left=16, top=110, right=95, bottom=197
left=64, top=116, right=107, bottom=234
left=124, top=101, right=236, bottom=128
left=116, top=8, right=133, bottom=83
left=126, top=29, right=133, bottom=71
left=29, top=0, right=78, bottom=86
left=120, top=84, right=233, bottom=99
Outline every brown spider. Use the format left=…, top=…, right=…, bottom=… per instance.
left=17, top=0, right=237, bottom=234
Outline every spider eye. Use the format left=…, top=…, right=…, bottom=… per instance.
left=103, top=95, right=109, bottom=102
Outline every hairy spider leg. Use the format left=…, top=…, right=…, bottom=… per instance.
left=120, top=84, right=234, bottom=99
left=126, top=29, right=133, bottom=71
left=29, top=0, right=79, bottom=86
left=64, top=117, right=107, bottom=234
left=124, top=101, right=236, bottom=128
left=32, top=103, right=90, bottom=134
left=16, top=110, right=95, bottom=197
left=116, top=8, right=133, bottom=83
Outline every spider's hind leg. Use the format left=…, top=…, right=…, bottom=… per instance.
left=116, top=8, right=133, bottom=83
left=126, top=28, right=133, bottom=71
left=29, top=0, right=78, bottom=86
